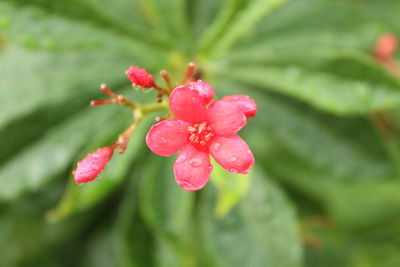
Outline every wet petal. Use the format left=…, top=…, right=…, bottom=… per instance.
left=73, top=146, right=115, bottom=183
left=209, top=135, right=254, bottom=174
left=169, top=86, right=207, bottom=123
left=207, top=100, right=246, bottom=136
left=222, top=95, right=258, bottom=117
left=174, top=144, right=213, bottom=191
left=146, top=119, right=190, bottom=156
left=188, top=80, right=214, bottom=104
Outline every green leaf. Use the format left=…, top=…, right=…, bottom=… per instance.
left=217, top=80, right=400, bottom=227
left=0, top=2, right=164, bottom=131
left=0, top=181, right=91, bottom=266
left=304, top=216, right=400, bottom=267
left=210, top=159, right=251, bottom=218
left=112, top=171, right=156, bottom=267
left=199, top=168, right=302, bottom=267
left=138, top=156, right=196, bottom=266
left=219, top=63, right=400, bottom=115
left=0, top=107, right=120, bottom=202
left=48, top=116, right=154, bottom=222
left=216, top=79, right=394, bottom=181
left=206, top=0, right=290, bottom=57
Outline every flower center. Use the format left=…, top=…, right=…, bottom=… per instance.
left=187, top=121, right=214, bottom=146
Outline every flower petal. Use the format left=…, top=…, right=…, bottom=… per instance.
left=146, top=119, right=190, bottom=156
left=209, top=135, right=254, bottom=174
left=174, top=144, right=213, bottom=191
left=207, top=100, right=246, bottom=136
left=222, top=95, right=258, bottom=117
left=188, top=80, right=214, bottom=104
left=169, top=86, right=207, bottom=123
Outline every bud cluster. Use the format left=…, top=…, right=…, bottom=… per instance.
left=72, top=62, right=258, bottom=192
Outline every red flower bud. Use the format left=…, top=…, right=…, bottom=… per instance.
left=73, top=146, right=116, bottom=183
left=125, top=66, right=154, bottom=88
left=374, top=33, right=398, bottom=61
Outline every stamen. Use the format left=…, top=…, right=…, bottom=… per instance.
left=189, top=134, right=196, bottom=142
left=204, top=133, right=214, bottom=141
left=198, top=122, right=206, bottom=134
left=187, top=121, right=214, bottom=146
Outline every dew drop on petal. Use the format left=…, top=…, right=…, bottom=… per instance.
left=176, top=153, right=188, bottom=163
left=212, top=142, right=221, bottom=152
left=230, top=156, right=237, bottom=162
left=190, top=156, right=203, bottom=167
left=229, top=168, right=238, bottom=174
left=178, top=180, right=193, bottom=187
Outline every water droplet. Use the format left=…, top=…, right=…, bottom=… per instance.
left=178, top=180, right=193, bottom=187
left=230, top=156, right=237, bottom=162
left=192, top=97, right=198, bottom=102
left=243, top=168, right=250, bottom=174
left=247, top=149, right=252, bottom=155
left=229, top=168, right=238, bottom=174
left=176, top=153, right=187, bottom=163
left=190, top=156, right=203, bottom=167
left=212, top=142, right=221, bottom=152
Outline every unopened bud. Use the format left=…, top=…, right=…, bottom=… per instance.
left=125, top=66, right=154, bottom=88
left=374, top=33, right=398, bottom=61
left=72, top=146, right=116, bottom=183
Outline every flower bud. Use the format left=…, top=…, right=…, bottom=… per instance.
left=374, top=33, right=397, bottom=61
left=73, top=146, right=115, bottom=183
left=125, top=66, right=154, bottom=88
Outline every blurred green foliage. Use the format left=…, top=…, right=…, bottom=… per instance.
left=1, top=0, right=400, bottom=266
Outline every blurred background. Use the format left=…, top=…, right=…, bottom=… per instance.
left=1, top=0, right=400, bottom=266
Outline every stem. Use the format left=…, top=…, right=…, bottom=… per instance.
left=153, top=83, right=169, bottom=95
left=118, top=109, right=143, bottom=154
left=92, top=84, right=138, bottom=109
left=160, top=70, right=173, bottom=91
left=180, top=62, right=196, bottom=84
left=141, top=101, right=169, bottom=114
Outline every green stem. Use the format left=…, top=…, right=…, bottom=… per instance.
left=141, top=100, right=169, bottom=114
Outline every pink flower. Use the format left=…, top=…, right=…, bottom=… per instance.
left=146, top=85, right=255, bottom=191
left=125, top=66, right=154, bottom=88
left=73, top=146, right=116, bottom=183
left=374, top=33, right=398, bottom=61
